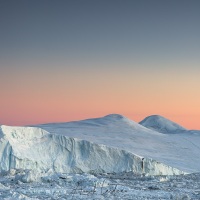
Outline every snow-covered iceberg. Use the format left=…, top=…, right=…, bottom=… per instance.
left=0, top=123, right=184, bottom=176
left=34, top=114, right=200, bottom=173
left=1, top=114, right=200, bottom=176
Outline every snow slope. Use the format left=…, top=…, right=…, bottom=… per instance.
left=34, top=114, right=200, bottom=173
left=139, top=115, right=187, bottom=134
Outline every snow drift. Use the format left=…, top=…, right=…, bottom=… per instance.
left=0, top=124, right=184, bottom=176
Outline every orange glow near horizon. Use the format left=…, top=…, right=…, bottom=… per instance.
left=0, top=110, right=199, bottom=130
left=1, top=63, right=200, bottom=129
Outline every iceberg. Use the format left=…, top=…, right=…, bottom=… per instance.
left=0, top=124, right=184, bottom=175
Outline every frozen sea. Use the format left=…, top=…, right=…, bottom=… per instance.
left=0, top=170, right=200, bottom=199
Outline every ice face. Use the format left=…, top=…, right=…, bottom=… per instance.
left=0, top=125, right=184, bottom=176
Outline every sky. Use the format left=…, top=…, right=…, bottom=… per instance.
left=0, top=0, right=200, bottom=129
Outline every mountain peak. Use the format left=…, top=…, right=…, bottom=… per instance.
left=103, top=114, right=126, bottom=120
left=139, top=115, right=187, bottom=134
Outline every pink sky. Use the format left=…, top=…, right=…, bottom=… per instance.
left=1, top=65, right=200, bottom=129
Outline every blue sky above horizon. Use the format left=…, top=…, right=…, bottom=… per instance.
left=0, top=0, right=200, bottom=128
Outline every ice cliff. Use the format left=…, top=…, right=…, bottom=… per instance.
left=0, top=125, right=184, bottom=176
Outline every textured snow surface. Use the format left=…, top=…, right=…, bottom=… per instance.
left=139, top=115, right=187, bottom=134
left=0, top=170, right=200, bottom=199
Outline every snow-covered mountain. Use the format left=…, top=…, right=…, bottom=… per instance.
left=139, top=115, right=187, bottom=134
left=0, top=114, right=200, bottom=177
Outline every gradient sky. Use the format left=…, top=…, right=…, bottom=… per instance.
left=0, top=0, right=200, bottom=129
